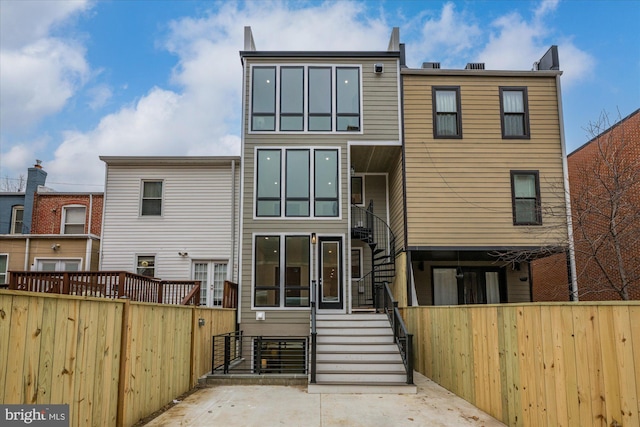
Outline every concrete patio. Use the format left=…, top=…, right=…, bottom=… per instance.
left=144, top=372, right=505, bottom=426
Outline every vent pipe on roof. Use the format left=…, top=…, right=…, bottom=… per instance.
left=465, top=63, right=485, bottom=70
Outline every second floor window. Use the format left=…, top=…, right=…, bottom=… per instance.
left=11, top=206, right=24, bottom=234
left=500, top=87, right=530, bottom=138
left=141, top=181, right=163, bottom=216
left=62, top=206, right=86, bottom=234
left=256, top=148, right=339, bottom=218
left=511, top=171, right=541, bottom=225
left=251, top=65, right=360, bottom=133
left=433, top=87, right=461, bottom=137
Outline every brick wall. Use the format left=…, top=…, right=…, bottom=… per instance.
left=532, top=109, right=640, bottom=301
left=31, top=193, right=104, bottom=236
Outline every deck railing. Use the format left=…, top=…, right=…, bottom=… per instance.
left=222, top=280, right=238, bottom=308
left=382, top=282, right=413, bottom=384
left=7, top=271, right=200, bottom=306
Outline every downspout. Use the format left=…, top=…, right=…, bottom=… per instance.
left=98, top=163, right=108, bottom=270
left=230, top=160, right=236, bottom=282
left=399, top=45, right=413, bottom=306
left=87, top=193, right=94, bottom=270
left=556, top=74, right=579, bottom=301
left=24, top=237, right=30, bottom=270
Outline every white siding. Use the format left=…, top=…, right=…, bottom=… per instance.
left=100, top=162, right=240, bottom=282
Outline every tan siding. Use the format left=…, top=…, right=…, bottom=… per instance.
left=388, top=152, right=405, bottom=250
left=403, top=74, right=567, bottom=248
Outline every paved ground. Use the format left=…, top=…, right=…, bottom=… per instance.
left=144, top=372, right=505, bottom=426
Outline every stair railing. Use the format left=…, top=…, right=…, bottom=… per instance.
left=382, top=283, right=413, bottom=385
left=310, top=279, right=317, bottom=383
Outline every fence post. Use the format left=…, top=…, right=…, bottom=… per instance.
left=116, top=298, right=131, bottom=426
left=157, top=282, right=164, bottom=304
left=118, top=272, right=126, bottom=299
left=256, top=336, right=263, bottom=374
left=62, top=272, right=70, bottom=295
left=406, top=333, right=413, bottom=385
left=211, top=335, right=216, bottom=375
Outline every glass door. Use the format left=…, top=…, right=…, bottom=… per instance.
left=318, top=237, right=342, bottom=310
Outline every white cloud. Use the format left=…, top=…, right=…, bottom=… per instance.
left=86, top=84, right=113, bottom=110
left=0, top=0, right=91, bottom=131
left=475, top=1, right=594, bottom=85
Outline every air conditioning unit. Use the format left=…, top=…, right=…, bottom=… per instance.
left=465, top=63, right=485, bottom=70
left=373, top=63, right=384, bottom=73
left=422, top=62, right=440, bottom=69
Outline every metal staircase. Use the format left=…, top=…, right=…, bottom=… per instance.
left=351, top=201, right=396, bottom=309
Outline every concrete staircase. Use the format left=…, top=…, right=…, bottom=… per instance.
left=308, top=313, right=417, bottom=394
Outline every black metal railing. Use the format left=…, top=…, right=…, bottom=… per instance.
left=212, top=332, right=308, bottom=375
left=381, top=283, right=413, bottom=384
left=310, top=279, right=317, bottom=383
left=351, top=202, right=397, bottom=309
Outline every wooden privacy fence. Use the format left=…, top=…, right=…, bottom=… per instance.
left=0, top=290, right=236, bottom=427
left=402, top=303, right=640, bottom=427
left=8, top=271, right=201, bottom=306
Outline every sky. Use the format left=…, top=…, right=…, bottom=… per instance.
left=0, top=0, right=639, bottom=192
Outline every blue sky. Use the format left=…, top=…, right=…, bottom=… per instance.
left=1, top=0, right=638, bottom=191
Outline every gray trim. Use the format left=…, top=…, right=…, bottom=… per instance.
left=406, top=246, right=557, bottom=252
left=100, top=156, right=240, bottom=166
left=401, top=69, right=562, bottom=77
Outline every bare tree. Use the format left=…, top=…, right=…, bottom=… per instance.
left=0, top=174, right=26, bottom=192
left=570, top=110, right=640, bottom=300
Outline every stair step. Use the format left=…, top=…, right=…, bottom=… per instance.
left=316, top=372, right=408, bottom=383
left=317, top=335, right=395, bottom=344
left=316, top=353, right=403, bottom=362
left=307, top=383, right=417, bottom=394
left=316, top=327, right=392, bottom=335
left=316, top=343, right=399, bottom=352
left=316, top=314, right=387, bottom=321
left=316, top=320, right=390, bottom=328
left=316, top=363, right=405, bottom=372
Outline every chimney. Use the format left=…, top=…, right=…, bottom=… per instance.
left=23, top=160, right=48, bottom=233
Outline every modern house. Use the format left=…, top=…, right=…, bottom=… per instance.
left=99, top=156, right=240, bottom=307
left=401, top=47, right=571, bottom=307
left=0, top=162, right=103, bottom=283
left=532, top=108, right=639, bottom=301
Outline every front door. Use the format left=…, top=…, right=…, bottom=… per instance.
left=318, top=237, right=343, bottom=310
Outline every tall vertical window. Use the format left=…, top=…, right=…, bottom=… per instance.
left=255, top=236, right=280, bottom=306
left=500, top=87, right=530, bottom=138
left=284, top=236, right=310, bottom=307
left=252, top=67, right=276, bottom=131
left=62, top=206, right=86, bottom=234
left=511, top=171, right=541, bottom=225
left=351, top=176, right=363, bottom=205
left=141, top=181, right=162, bottom=216
left=137, top=255, right=155, bottom=277
left=285, top=150, right=310, bottom=216
left=11, top=206, right=24, bottom=234
left=308, top=67, right=332, bottom=131
left=0, top=254, right=7, bottom=284
left=280, top=67, right=303, bottom=131
left=256, top=149, right=282, bottom=216
left=433, top=87, right=461, bottom=137
left=194, top=262, right=228, bottom=307
left=251, top=65, right=360, bottom=132
left=315, top=150, right=339, bottom=217
left=351, top=248, right=362, bottom=279
left=336, top=67, right=360, bottom=131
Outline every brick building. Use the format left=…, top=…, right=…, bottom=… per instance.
left=533, top=108, right=640, bottom=300
left=31, top=192, right=103, bottom=236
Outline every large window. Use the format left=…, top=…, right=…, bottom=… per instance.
left=251, top=65, right=360, bottom=132
left=37, top=259, right=81, bottom=272
left=254, top=235, right=310, bottom=308
left=433, top=267, right=503, bottom=305
left=0, top=254, right=7, bottom=284
left=432, top=87, right=462, bottom=138
left=11, top=206, right=24, bottom=234
left=511, top=171, right=541, bottom=225
left=62, top=206, right=86, bottom=234
left=141, top=181, right=163, bottom=216
left=256, top=148, right=339, bottom=218
left=500, top=87, right=530, bottom=138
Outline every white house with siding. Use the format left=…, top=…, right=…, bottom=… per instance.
left=99, top=156, right=240, bottom=307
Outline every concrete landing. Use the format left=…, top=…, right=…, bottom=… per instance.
left=144, top=372, right=505, bottom=426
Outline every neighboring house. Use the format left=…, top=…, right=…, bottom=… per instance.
left=238, top=27, right=404, bottom=337
left=0, top=162, right=103, bottom=283
left=99, top=156, right=240, bottom=307
left=532, top=108, right=639, bottom=301
left=401, top=47, right=571, bottom=306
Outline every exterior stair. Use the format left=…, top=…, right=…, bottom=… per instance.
left=308, top=313, right=417, bottom=394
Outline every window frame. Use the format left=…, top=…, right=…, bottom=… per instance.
left=432, top=86, right=462, bottom=138
left=510, top=170, right=542, bottom=225
left=351, top=247, right=363, bottom=279
left=350, top=176, right=364, bottom=206
left=192, top=261, right=228, bottom=307
left=253, top=233, right=312, bottom=309
left=11, top=205, right=24, bottom=234
left=0, top=254, right=8, bottom=284
left=136, top=255, right=156, bottom=278
left=35, top=258, right=82, bottom=272
left=140, top=180, right=163, bottom=217
left=499, top=87, right=530, bottom=139
left=249, top=64, right=362, bottom=134
left=255, top=147, right=341, bottom=219
left=62, top=205, right=87, bottom=234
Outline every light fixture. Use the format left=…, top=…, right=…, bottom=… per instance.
left=374, top=63, right=384, bottom=74
left=51, top=243, right=60, bottom=251
left=350, top=166, right=355, bottom=176
left=455, top=251, right=464, bottom=279
left=178, top=251, right=188, bottom=257
left=198, top=318, right=205, bottom=327
left=311, top=233, right=317, bottom=244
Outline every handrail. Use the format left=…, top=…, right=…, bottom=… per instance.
left=382, top=283, right=413, bottom=384
left=310, top=279, right=317, bottom=383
